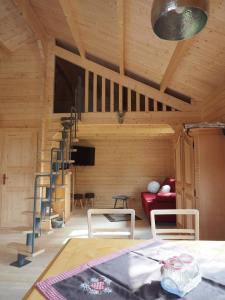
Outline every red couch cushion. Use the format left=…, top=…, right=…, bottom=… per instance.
left=156, top=192, right=176, bottom=202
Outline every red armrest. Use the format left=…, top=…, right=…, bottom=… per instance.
left=141, top=192, right=157, bottom=203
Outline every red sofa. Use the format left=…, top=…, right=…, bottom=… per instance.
left=141, top=178, right=176, bottom=222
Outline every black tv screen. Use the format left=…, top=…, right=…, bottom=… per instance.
left=71, top=146, right=95, bottom=166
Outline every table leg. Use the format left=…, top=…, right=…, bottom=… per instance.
left=114, top=199, right=117, bottom=208
left=79, top=199, right=83, bottom=208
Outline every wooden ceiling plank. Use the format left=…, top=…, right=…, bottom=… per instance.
left=160, top=40, right=193, bottom=92
left=55, top=45, right=195, bottom=112
left=58, top=0, right=85, bottom=58
left=117, top=0, right=125, bottom=75
left=15, top=0, right=48, bottom=58
left=202, top=81, right=225, bottom=112
left=0, top=40, right=12, bottom=58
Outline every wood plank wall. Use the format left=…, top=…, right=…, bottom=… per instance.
left=73, top=137, right=175, bottom=210
left=203, top=90, right=225, bottom=122
left=0, top=41, right=45, bottom=128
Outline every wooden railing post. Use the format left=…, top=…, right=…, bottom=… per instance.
left=127, top=88, right=131, bottom=112
left=136, top=93, right=140, bottom=112
left=93, top=73, right=97, bottom=112
left=102, top=76, right=105, bottom=112
left=145, top=96, right=148, bottom=112
left=153, top=100, right=157, bottom=111
left=110, top=81, right=114, bottom=112
left=119, top=84, right=122, bottom=112
left=85, top=70, right=89, bottom=112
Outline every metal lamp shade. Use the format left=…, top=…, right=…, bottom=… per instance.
left=151, top=0, right=209, bottom=40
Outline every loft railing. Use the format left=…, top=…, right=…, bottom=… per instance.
left=84, top=70, right=177, bottom=113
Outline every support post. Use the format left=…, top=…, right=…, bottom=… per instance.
left=10, top=254, right=31, bottom=268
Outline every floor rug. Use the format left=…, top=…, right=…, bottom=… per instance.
left=104, top=214, right=142, bottom=222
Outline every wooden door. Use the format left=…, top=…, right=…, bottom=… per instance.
left=175, top=134, right=184, bottom=226
left=182, top=133, right=196, bottom=228
left=175, top=132, right=195, bottom=228
left=0, top=129, right=37, bottom=228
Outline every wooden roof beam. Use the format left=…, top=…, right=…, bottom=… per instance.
left=15, top=0, right=49, bottom=59
left=117, top=0, right=125, bottom=75
left=58, top=0, right=85, bottom=58
left=55, top=45, right=195, bottom=112
left=160, top=40, right=193, bottom=92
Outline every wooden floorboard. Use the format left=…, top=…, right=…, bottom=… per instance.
left=0, top=208, right=151, bottom=300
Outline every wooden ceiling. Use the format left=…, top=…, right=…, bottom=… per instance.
left=1, top=0, right=225, bottom=108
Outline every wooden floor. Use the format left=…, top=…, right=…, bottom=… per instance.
left=0, top=208, right=151, bottom=300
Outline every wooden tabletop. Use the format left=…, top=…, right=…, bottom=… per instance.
left=23, top=238, right=225, bottom=299
left=23, top=238, right=142, bottom=299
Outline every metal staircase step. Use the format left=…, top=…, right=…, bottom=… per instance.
left=34, top=172, right=58, bottom=176
left=26, top=197, right=49, bottom=200
left=42, top=213, right=59, bottom=220
left=22, top=211, right=59, bottom=219
left=70, top=138, right=79, bottom=143
left=48, top=139, right=65, bottom=142
left=11, top=226, right=53, bottom=235
left=40, top=149, right=63, bottom=152
left=56, top=160, right=75, bottom=163
left=25, top=197, right=64, bottom=202
left=39, top=160, right=74, bottom=163
left=37, top=184, right=66, bottom=188
left=7, top=242, right=45, bottom=257
left=22, top=211, right=41, bottom=216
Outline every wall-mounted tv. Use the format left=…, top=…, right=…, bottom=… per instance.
left=71, top=146, right=95, bottom=166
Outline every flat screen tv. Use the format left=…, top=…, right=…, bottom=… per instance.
left=71, top=146, right=95, bottom=166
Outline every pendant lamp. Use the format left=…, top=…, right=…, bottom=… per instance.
left=151, top=0, right=209, bottom=41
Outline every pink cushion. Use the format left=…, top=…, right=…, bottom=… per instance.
left=162, top=178, right=176, bottom=192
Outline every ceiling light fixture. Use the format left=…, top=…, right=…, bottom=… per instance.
left=151, top=0, right=209, bottom=41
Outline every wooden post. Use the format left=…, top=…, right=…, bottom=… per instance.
left=136, top=93, right=140, bottom=112
left=153, top=100, right=157, bottom=112
left=127, top=88, right=131, bottom=112
left=102, top=76, right=105, bottom=112
left=93, top=73, right=97, bottom=112
left=145, top=95, right=148, bottom=112
left=119, top=84, right=122, bottom=112
left=110, top=80, right=114, bottom=112
left=85, top=70, right=89, bottom=112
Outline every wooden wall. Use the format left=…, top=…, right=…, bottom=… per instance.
left=203, top=90, right=225, bottom=123
left=0, top=41, right=45, bottom=128
left=73, top=137, right=175, bottom=210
